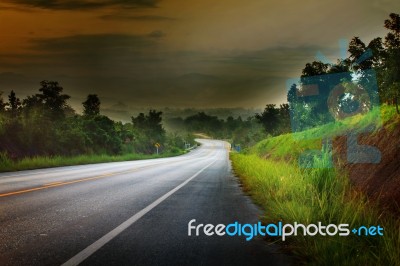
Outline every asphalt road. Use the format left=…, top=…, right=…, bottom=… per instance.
left=0, top=139, right=291, bottom=266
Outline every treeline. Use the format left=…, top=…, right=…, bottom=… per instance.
left=0, top=81, right=193, bottom=160
left=164, top=104, right=291, bottom=147
left=191, top=14, right=400, bottom=142
left=0, top=79, right=275, bottom=161
left=287, top=13, right=400, bottom=131
left=167, top=112, right=267, bottom=146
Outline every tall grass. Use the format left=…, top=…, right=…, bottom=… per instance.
left=0, top=150, right=185, bottom=173
left=231, top=104, right=400, bottom=265
left=231, top=153, right=400, bottom=265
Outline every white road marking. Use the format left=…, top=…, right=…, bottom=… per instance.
left=0, top=146, right=205, bottom=183
left=61, top=159, right=216, bottom=266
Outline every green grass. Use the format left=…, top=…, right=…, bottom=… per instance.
left=231, top=153, right=400, bottom=265
left=252, top=105, right=397, bottom=162
left=0, top=150, right=185, bottom=173
left=230, top=105, right=400, bottom=265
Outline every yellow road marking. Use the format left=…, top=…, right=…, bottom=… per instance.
left=0, top=172, right=117, bottom=198
left=43, top=181, right=64, bottom=186
left=0, top=164, right=160, bottom=198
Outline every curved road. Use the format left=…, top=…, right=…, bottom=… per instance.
left=0, top=139, right=290, bottom=265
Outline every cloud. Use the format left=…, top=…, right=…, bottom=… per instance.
left=0, top=31, right=336, bottom=109
left=99, top=14, right=175, bottom=21
left=7, top=33, right=168, bottom=86
left=3, top=0, right=159, bottom=10
left=0, top=3, right=37, bottom=12
left=0, top=72, right=40, bottom=98
left=148, top=30, right=165, bottom=38
left=0, top=33, right=164, bottom=77
left=30, top=33, right=157, bottom=52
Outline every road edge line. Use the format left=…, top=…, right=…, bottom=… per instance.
left=61, top=159, right=216, bottom=266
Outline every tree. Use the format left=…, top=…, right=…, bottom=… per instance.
left=348, top=37, right=385, bottom=75
left=36, top=80, right=70, bottom=120
left=301, top=61, right=329, bottom=77
left=278, top=103, right=291, bottom=133
left=328, top=59, right=351, bottom=74
left=287, top=83, right=298, bottom=104
left=82, top=115, right=122, bottom=154
left=0, top=92, right=5, bottom=113
left=349, top=37, right=366, bottom=56
left=367, top=37, right=386, bottom=69
left=346, top=36, right=386, bottom=110
left=132, top=110, right=166, bottom=153
left=83, top=94, right=100, bottom=116
left=184, top=112, right=223, bottom=136
left=384, top=13, right=400, bottom=113
left=255, top=104, right=280, bottom=135
left=384, top=13, right=400, bottom=47
left=6, top=90, right=21, bottom=118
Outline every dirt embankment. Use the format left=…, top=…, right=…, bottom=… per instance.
left=333, top=124, right=400, bottom=215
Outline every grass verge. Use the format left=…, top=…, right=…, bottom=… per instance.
left=0, top=150, right=185, bottom=173
left=230, top=105, right=400, bottom=265
left=231, top=153, right=400, bottom=265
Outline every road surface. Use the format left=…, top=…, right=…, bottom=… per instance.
left=0, top=139, right=291, bottom=265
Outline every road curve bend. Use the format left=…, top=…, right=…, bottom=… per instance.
left=0, top=139, right=290, bottom=266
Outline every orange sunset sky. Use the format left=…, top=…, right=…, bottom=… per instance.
left=0, top=0, right=399, bottom=116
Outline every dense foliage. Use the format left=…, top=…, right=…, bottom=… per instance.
left=164, top=111, right=271, bottom=148
left=0, top=82, right=192, bottom=160
left=287, top=13, right=400, bottom=131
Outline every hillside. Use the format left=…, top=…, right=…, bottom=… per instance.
left=251, top=105, right=400, bottom=214
left=230, top=105, right=400, bottom=265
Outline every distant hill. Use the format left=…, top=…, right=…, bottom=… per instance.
left=102, top=106, right=261, bottom=124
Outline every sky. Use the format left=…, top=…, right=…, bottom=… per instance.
left=0, top=0, right=399, bottom=116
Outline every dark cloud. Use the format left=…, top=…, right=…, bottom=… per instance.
left=1, top=0, right=400, bottom=114
left=30, top=33, right=157, bottom=53
left=0, top=31, right=338, bottom=110
left=3, top=0, right=158, bottom=10
left=214, top=45, right=339, bottom=75
left=0, top=72, right=41, bottom=99
left=0, top=4, right=37, bottom=12
left=0, top=33, right=164, bottom=81
left=99, top=14, right=175, bottom=21
left=148, top=30, right=165, bottom=38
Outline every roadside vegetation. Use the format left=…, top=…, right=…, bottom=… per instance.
left=231, top=13, right=400, bottom=265
left=0, top=151, right=183, bottom=173
left=231, top=105, right=400, bottom=265
left=0, top=82, right=197, bottom=172
left=0, top=83, right=288, bottom=172
left=0, top=79, right=282, bottom=172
